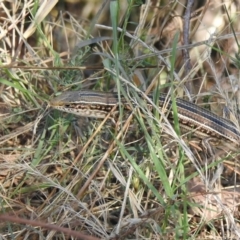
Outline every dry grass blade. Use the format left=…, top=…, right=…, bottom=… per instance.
left=23, top=0, right=58, bottom=39
left=0, top=121, right=35, bottom=145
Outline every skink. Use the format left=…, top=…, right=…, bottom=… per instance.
left=50, top=90, right=240, bottom=145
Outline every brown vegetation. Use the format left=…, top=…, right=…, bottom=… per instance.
left=1, top=0, right=240, bottom=239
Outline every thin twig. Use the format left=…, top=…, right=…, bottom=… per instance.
left=0, top=214, right=100, bottom=240
left=183, top=0, right=195, bottom=94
